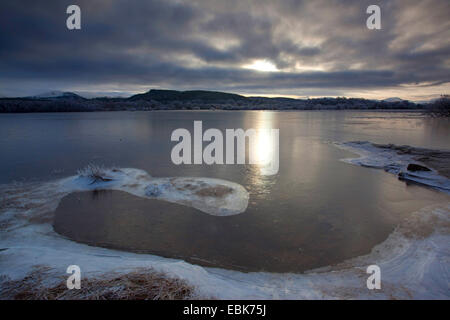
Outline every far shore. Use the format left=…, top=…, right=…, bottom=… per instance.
left=0, top=89, right=425, bottom=113
left=0, top=108, right=429, bottom=114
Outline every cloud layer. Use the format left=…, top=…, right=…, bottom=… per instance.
left=0, top=0, right=449, bottom=99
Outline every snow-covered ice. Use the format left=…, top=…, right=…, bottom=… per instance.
left=65, top=168, right=249, bottom=216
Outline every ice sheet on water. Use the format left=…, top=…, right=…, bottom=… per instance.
left=334, top=141, right=450, bottom=193
left=62, top=167, right=249, bottom=216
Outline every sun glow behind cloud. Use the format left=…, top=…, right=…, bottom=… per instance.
left=243, top=59, right=279, bottom=72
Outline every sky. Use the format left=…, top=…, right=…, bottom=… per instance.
left=0, top=0, right=449, bottom=100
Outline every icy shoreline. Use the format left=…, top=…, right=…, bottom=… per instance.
left=334, top=141, right=450, bottom=194
left=1, top=166, right=449, bottom=299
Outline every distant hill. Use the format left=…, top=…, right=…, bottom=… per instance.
left=382, top=97, right=405, bottom=103
left=29, top=91, right=86, bottom=100
left=128, top=89, right=246, bottom=102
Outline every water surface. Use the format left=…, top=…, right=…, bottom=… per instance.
left=1, top=111, right=449, bottom=271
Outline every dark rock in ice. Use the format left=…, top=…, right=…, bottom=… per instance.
left=407, top=163, right=431, bottom=172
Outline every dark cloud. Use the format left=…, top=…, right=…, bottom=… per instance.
left=0, top=0, right=449, bottom=98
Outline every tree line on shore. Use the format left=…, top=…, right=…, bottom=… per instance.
left=0, top=89, right=447, bottom=115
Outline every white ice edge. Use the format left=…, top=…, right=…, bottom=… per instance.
left=1, top=167, right=449, bottom=299
left=334, top=141, right=450, bottom=194
left=64, top=168, right=249, bottom=216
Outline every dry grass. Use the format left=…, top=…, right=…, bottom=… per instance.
left=0, top=266, right=196, bottom=300
left=77, top=164, right=113, bottom=184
